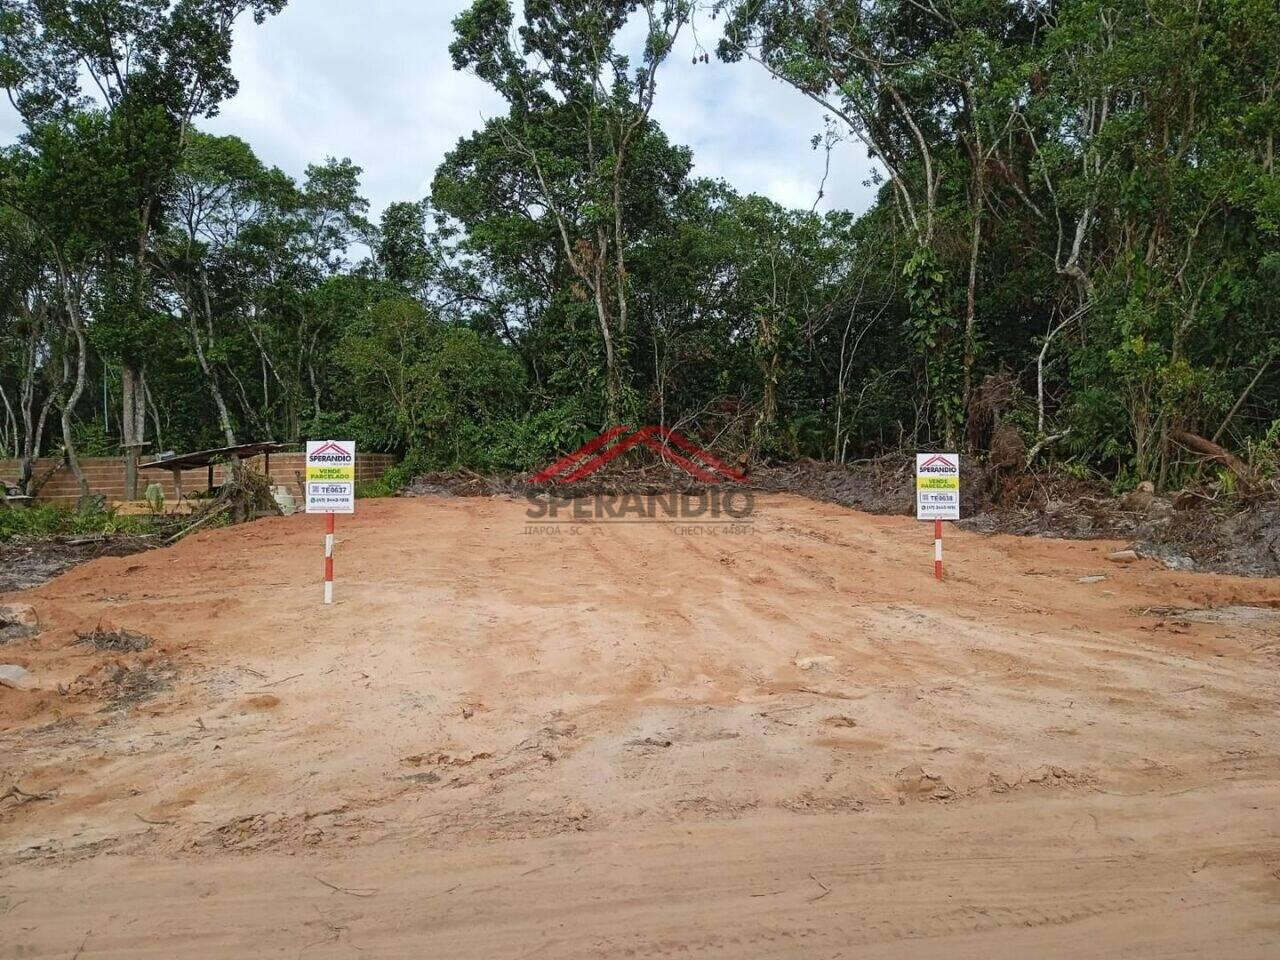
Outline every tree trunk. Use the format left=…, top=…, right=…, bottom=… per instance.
left=124, top=195, right=156, bottom=499
left=1171, top=430, right=1253, bottom=485
left=145, top=379, right=164, bottom=452
left=121, top=362, right=141, bottom=499
left=189, top=317, right=238, bottom=449
left=752, top=313, right=781, bottom=454
left=17, top=304, right=53, bottom=494
left=962, top=166, right=983, bottom=417
left=184, top=275, right=240, bottom=477
left=0, top=383, right=16, bottom=458
left=591, top=265, right=622, bottom=425
left=135, top=367, right=147, bottom=451
left=21, top=380, right=57, bottom=497
left=51, top=258, right=92, bottom=508
left=308, top=331, right=323, bottom=424
left=60, top=319, right=91, bottom=510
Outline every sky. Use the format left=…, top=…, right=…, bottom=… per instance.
left=0, top=1, right=880, bottom=222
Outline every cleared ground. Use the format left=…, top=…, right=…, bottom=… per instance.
left=2, top=494, right=1279, bottom=958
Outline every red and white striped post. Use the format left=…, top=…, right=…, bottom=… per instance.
left=918, top=453, right=959, bottom=582
left=934, top=519, right=944, bottom=581
left=306, top=440, right=355, bottom=606
left=324, top=513, right=335, bottom=604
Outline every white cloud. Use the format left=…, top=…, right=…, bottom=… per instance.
left=0, top=103, right=21, bottom=144
left=1, top=1, right=880, bottom=220
left=650, top=22, right=879, bottom=215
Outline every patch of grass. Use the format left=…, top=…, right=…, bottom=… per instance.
left=354, top=475, right=397, bottom=499
left=0, top=505, right=151, bottom=543
left=356, top=450, right=433, bottom=499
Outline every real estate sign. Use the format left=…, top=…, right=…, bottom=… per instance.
left=916, top=453, right=960, bottom=521
left=305, top=440, right=356, bottom=514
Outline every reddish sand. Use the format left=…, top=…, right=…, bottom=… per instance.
left=2, top=494, right=1278, bottom=957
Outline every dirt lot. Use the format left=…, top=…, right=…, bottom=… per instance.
left=2, top=494, right=1279, bottom=958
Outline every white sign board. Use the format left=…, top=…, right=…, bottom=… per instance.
left=305, top=440, right=356, bottom=514
left=916, top=452, right=960, bottom=521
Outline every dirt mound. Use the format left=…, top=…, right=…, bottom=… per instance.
left=403, top=469, right=528, bottom=498
left=401, top=458, right=1280, bottom=577
left=1131, top=497, right=1280, bottom=576
left=404, top=459, right=731, bottom=499
left=763, top=461, right=1280, bottom=577
left=0, top=536, right=156, bottom=593
left=960, top=486, right=1280, bottom=577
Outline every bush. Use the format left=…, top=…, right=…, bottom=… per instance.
left=0, top=504, right=150, bottom=542
left=355, top=474, right=400, bottom=499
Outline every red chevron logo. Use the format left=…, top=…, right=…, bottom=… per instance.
left=530, top=426, right=746, bottom=484
left=310, top=441, right=353, bottom=459
left=919, top=454, right=956, bottom=470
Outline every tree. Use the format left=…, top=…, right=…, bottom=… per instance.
left=0, top=208, right=59, bottom=491
left=335, top=296, right=526, bottom=464
left=2, top=0, right=1276, bottom=502
left=1, top=110, right=134, bottom=504
left=2, top=0, right=287, bottom=496
left=376, top=200, right=435, bottom=295
left=450, top=0, right=693, bottom=423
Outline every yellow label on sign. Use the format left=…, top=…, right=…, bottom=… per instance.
left=917, top=476, right=960, bottom=490
left=307, top=465, right=354, bottom=481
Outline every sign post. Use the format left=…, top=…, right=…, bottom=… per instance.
left=916, top=453, right=960, bottom=580
left=305, top=440, right=356, bottom=604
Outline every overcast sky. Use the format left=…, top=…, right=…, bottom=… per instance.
left=0, top=1, right=879, bottom=221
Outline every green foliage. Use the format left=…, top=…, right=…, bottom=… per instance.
left=0, top=504, right=148, bottom=542
left=3, top=0, right=1278, bottom=498
left=354, top=474, right=398, bottom=499
left=377, top=201, right=435, bottom=292
left=712, top=0, right=1280, bottom=483
left=463, top=399, right=599, bottom=472
left=331, top=295, right=531, bottom=467
left=902, top=247, right=962, bottom=442
left=71, top=421, right=117, bottom=457
left=1250, top=419, right=1280, bottom=480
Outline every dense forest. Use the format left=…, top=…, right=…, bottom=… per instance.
left=2, top=0, right=1278, bottom=506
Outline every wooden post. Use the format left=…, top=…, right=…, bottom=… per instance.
left=324, top=513, right=335, bottom=604
left=934, top=519, right=944, bottom=581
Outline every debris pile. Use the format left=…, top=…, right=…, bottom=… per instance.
left=0, top=537, right=154, bottom=592
left=0, top=603, right=40, bottom=644
left=63, top=658, right=176, bottom=708
left=74, top=625, right=154, bottom=653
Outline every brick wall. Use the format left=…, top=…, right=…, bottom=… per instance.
left=0, top=452, right=398, bottom=506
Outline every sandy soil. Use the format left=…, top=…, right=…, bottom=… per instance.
left=2, top=493, right=1279, bottom=958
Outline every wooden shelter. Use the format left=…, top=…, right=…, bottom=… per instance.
left=140, top=441, right=289, bottom=503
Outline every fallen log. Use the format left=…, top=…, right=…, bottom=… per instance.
left=1171, top=430, right=1253, bottom=485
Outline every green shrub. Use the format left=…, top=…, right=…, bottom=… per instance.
left=0, top=504, right=150, bottom=542
left=355, top=474, right=399, bottom=499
